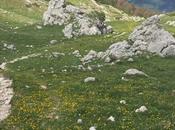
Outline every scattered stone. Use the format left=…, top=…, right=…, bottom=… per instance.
left=124, top=69, right=148, bottom=77
left=89, top=126, right=96, bottom=130
left=36, top=25, right=42, bottom=29
left=135, top=106, right=148, bottom=113
left=107, top=116, right=115, bottom=122
left=49, top=40, right=58, bottom=44
left=139, top=92, right=144, bottom=95
left=0, top=63, right=7, bottom=70
left=81, top=50, right=97, bottom=63
left=77, top=119, right=83, bottom=124
left=55, top=115, right=59, bottom=119
left=25, top=85, right=30, bottom=88
left=40, top=85, right=47, bottom=90
left=62, top=69, right=67, bottom=72
left=52, top=52, right=65, bottom=57
left=72, top=50, right=81, bottom=57
left=3, top=43, right=16, bottom=50
left=128, top=58, right=134, bottom=62
left=104, top=57, right=111, bottom=63
left=77, top=65, right=86, bottom=71
left=84, top=77, right=96, bottom=83
left=87, top=66, right=93, bottom=71
left=120, top=100, right=126, bottom=105
left=121, top=76, right=129, bottom=81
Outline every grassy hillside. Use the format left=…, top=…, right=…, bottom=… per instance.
left=0, top=0, right=175, bottom=130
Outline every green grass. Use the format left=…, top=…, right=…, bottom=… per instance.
left=0, top=1, right=175, bottom=130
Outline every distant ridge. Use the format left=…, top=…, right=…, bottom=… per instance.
left=128, top=0, right=175, bottom=12
left=95, top=0, right=157, bottom=17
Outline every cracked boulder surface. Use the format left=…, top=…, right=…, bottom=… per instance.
left=81, top=15, right=175, bottom=63
left=0, top=75, right=13, bottom=122
left=129, top=15, right=175, bottom=56
left=43, top=0, right=113, bottom=38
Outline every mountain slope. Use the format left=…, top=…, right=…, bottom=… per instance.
left=0, top=0, right=175, bottom=130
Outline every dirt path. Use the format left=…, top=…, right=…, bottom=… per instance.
left=0, top=53, right=41, bottom=70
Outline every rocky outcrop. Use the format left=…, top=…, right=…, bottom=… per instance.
left=128, top=15, right=175, bottom=56
left=0, top=75, right=13, bottom=121
left=43, top=0, right=113, bottom=38
left=108, top=15, right=175, bottom=59
left=81, top=15, right=175, bottom=63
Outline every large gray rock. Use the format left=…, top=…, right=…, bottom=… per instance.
left=91, top=15, right=175, bottom=61
left=129, top=15, right=175, bottom=56
left=0, top=75, right=13, bottom=122
left=106, top=41, right=134, bottom=60
left=81, top=50, right=97, bottom=63
left=43, top=0, right=113, bottom=38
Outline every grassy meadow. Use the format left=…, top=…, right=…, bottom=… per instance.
left=0, top=0, right=175, bottom=130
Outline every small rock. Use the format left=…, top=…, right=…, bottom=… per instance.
left=77, top=119, right=83, bottom=124
left=72, top=50, right=81, bottom=57
left=84, top=77, right=96, bottom=83
left=81, top=50, right=97, bottom=63
left=104, top=57, right=111, bottom=63
left=120, top=100, right=126, bottom=105
left=89, top=126, right=96, bottom=130
left=40, top=85, right=47, bottom=90
left=128, top=58, right=134, bottom=62
left=55, top=116, right=59, bottom=119
left=121, top=77, right=129, bottom=81
left=61, top=81, right=66, bottom=83
left=124, top=69, right=148, bottom=77
left=25, top=85, right=30, bottom=88
left=87, top=66, right=92, bottom=71
left=49, top=40, right=58, bottom=44
left=135, top=106, right=148, bottom=113
left=36, top=25, right=42, bottom=29
left=107, top=116, right=115, bottom=122
left=0, top=63, right=7, bottom=70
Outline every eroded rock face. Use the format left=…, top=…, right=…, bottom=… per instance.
left=106, top=41, right=134, bottom=60
left=129, top=15, right=175, bottom=56
left=43, top=0, right=113, bottom=38
left=0, top=75, right=13, bottom=121
left=81, top=15, right=175, bottom=63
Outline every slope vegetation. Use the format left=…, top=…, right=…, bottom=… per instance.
left=0, top=0, right=175, bottom=130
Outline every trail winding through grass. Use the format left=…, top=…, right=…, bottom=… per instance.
left=0, top=53, right=41, bottom=70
